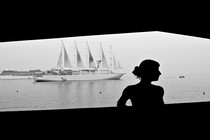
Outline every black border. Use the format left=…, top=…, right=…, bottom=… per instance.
left=1, top=7, right=210, bottom=42
left=1, top=6, right=210, bottom=134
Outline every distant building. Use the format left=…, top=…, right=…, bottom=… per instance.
left=0, top=69, right=43, bottom=76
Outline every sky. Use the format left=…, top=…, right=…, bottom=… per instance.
left=0, top=31, right=210, bottom=77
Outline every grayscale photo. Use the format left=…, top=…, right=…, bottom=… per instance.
left=0, top=31, right=210, bottom=112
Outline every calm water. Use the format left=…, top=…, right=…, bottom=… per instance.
left=0, top=74, right=210, bottom=111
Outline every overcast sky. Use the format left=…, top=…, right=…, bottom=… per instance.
left=0, top=31, right=210, bottom=77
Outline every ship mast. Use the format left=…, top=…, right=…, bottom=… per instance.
left=56, top=40, right=64, bottom=70
left=100, top=42, right=109, bottom=70
left=74, top=40, right=85, bottom=69
left=110, top=45, right=113, bottom=71
left=99, top=42, right=102, bottom=69
left=87, top=42, right=96, bottom=69
left=61, top=40, right=65, bottom=70
left=86, top=41, right=89, bottom=68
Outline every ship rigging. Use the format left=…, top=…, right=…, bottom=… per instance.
left=33, top=40, right=125, bottom=82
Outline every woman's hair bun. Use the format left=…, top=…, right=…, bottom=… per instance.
left=132, top=66, right=141, bottom=77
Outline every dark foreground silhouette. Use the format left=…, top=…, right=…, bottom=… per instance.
left=117, top=59, right=164, bottom=112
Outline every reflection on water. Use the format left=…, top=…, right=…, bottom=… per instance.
left=0, top=74, right=210, bottom=111
left=53, top=80, right=128, bottom=109
left=0, top=79, right=130, bottom=111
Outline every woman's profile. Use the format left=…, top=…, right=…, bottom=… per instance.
left=117, top=59, right=164, bottom=110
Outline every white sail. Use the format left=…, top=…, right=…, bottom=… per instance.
left=63, top=43, right=73, bottom=69
left=56, top=40, right=73, bottom=70
left=110, top=45, right=123, bottom=70
left=100, top=43, right=109, bottom=69
left=113, top=54, right=119, bottom=70
left=118, top=60, right=123, bottom=69
left=56, top=45, right=63, bottom=69
left=74, top=40, right=85, bottom=68
left=87, top=42, right=96, bottom=68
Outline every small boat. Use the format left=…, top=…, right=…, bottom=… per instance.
left=179, top=76, right=185, bottom=78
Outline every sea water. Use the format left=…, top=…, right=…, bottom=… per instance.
left=0, top=74, right=210, bottom=111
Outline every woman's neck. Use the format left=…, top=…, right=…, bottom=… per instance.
left=139, top=78, right=152, bottom=85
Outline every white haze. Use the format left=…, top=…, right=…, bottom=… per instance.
left=0, top=31, right=210, bottom=77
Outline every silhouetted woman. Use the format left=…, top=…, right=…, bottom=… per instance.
left=117, top=59, right=164, bottom=110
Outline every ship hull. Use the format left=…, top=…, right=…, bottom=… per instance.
left=33, top=73, right=124, bottom=82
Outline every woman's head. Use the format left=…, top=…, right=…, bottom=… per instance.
left=132, top=59, right=161, bottom=81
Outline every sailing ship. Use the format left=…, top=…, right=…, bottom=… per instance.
left=33, top=40, right=125, bottom=82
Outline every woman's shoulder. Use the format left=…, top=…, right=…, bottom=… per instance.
left=125, top=84, right=139, bottom=90
left=151, top=84, right=164, bottom=91
left=123, top=84, right=138, bottom=93
left=152, top=84, right=163, bottom=89
left=151, top=84, right=164, bottom=95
